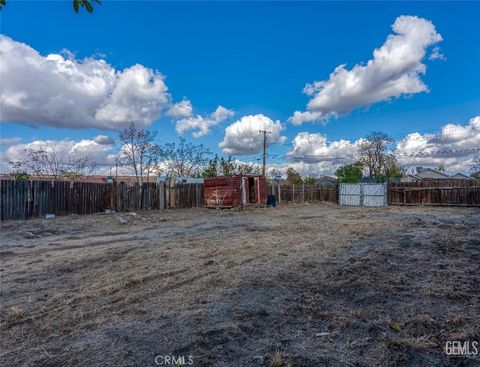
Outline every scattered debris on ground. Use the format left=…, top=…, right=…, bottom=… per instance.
left=1, top=205, right=479, bottom=366
left=116, top=216, right=128, bottom=225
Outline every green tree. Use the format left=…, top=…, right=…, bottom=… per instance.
left=437, top=165, right=446, bottom=173
left=203, top=155, right=219, bottom=178
left=219, top=156, right=236, bottom=176
left=8, top=163, right=30, bottom=181
left=286, top=167, right=303, bottom=184
left=383, top=154, right=407, bottom=182
left=470, top=161, right=480, bottom=179
left=202, top=155, right=261, bottom=177
left=302, top=174, right=317, bottom=185
left=234, top=162, right=261, bottom=175
left=335, top=162, right=363, bottom=183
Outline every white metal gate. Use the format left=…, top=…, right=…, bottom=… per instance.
left=339, top=183, right=387, bottom=207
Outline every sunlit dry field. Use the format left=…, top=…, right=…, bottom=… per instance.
left=1, top=204, right=479, bottom=366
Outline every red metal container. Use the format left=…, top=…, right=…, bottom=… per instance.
left=204, top=175, right=267, bottom=208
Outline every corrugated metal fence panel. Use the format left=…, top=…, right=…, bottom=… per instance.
left=339, top=184, right=361, bottom=206
left=339, top=183, right=387, bottom=207
left=363, top=183, right=387, bottom=207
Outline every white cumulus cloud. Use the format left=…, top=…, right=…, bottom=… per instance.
left=0, top=35, right=171, bottom=130
left=290, top=15, right=443, bottom=125
left=282, top=116, right=480, bottom=176
left=167, top=99, right=193, bottom=118
left=267, top=161, right=343, bottom=178
left=287, top=132, right=360, bottom=163
left=2, top=136, right=117, bottom=172
left=395, top=116, right=480, bottom=173
left=176, top=105, right=234, bottom=138
left=219, top=114, right=287, bottom=155
left=280, top=132, right=361, bottom=176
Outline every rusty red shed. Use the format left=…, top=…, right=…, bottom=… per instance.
left=204, top=175, right=267, bottom=208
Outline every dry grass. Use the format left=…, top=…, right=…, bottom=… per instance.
left=268, top=345, right=291, bottom=367
left=1, top=204, right=479, bottom=366
left=127, top=274, right=144, bottom=286
left=9, top=306, right=25, bottom=320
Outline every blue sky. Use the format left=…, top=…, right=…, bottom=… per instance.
left=1, top=1, right=479, bottom=174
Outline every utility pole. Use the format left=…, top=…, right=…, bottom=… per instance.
left=259, top=130, right=271, bottom=176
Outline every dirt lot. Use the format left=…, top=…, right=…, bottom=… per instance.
left=1, top=204, right=479, bottom=367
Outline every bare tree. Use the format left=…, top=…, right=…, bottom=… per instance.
left=118, top=122, right=158, bottom=185
left=144, top=144, right=163, bottom=183
left=160, top=137, right=211, bottom=177
left=358, top=132, right=392, bottom=180
left=9, top=144, right=97, bottom=180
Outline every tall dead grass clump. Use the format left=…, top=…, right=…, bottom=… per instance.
left=9, top=306, right=25, bottom=320
left=127, top=274, right=144, bottom=286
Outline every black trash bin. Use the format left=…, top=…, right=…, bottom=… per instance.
left=267, top=194, right=277, bottom=207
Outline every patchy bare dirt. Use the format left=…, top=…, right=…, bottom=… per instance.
left=1, top=204, right=479, bottom=367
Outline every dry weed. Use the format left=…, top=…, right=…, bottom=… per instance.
left=270, top=349, right=286, bottom=367
left=386, top=335, right=437, bottom=350
left=9, top=306, right=25, bottom=320
left=126, top=293, right=140, bottom=303
left=127, top=274, right=144, bottom=286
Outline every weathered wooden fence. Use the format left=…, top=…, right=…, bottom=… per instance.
left=267, top=183, right=338, bottom=204
left=269, top=181, right=480, bottom=207
left=2, top=179, right=479, bottom=220
left=388, top=180, right=480, bottom=207
left=0, top=180, right=203, bottom=220
left=175, top=183, right=204, bottom=208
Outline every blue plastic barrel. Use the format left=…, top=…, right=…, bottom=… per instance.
left=267, top=195, right=277, bottom=207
